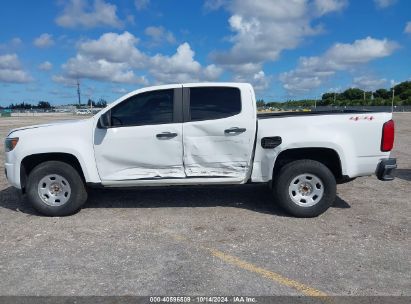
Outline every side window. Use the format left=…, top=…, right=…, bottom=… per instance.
left=111, top=89, right=174, bottom=127
left=189, top=87, right=241, bottom=121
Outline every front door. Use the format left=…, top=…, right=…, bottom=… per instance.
left=182, top=85, right=256, bottom=181
left=94, top=86, right=185, bottom=181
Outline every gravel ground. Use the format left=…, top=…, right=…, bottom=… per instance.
left=0, top=113, right=409, bottom=297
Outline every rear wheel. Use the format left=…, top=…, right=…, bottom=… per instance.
left=26, top=161, right=87, bottom=216
left=273, top=159, right=336, bottom=217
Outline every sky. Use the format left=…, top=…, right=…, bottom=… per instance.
left=0, top=0, right=410, bottom=105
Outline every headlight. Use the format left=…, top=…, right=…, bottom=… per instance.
left=5, top=137, right=19, bottom=152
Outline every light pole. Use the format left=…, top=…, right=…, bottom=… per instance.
left=390, top=80, right=396, bottom=113
left=77, top=79, right=81, bottom=106
left=391, top=86, right=395, bottom=113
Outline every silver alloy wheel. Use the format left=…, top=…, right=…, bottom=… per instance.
left=288, top=173, right=324, bottom=207
left=38, top=174, right=71, bottom=206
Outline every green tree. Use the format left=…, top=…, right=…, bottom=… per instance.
left=87, top=99, right=96, bottom=107
left=340, top=88, right=364, bottom=100
left=393, top=81, right=411, bottom=98
left=256, top=99, right=265, bottom=108
left=37, top=101, right=51, bottom=109
left=95, top=98, right=107, bottom=107
left=399, top=89, right=411, bottom=100
left=321, top=93, right=334, bottom=101
left=374, top=89, right=390, bottom=99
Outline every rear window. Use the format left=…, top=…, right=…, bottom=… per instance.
left=189, top=87, right=241, bottom=121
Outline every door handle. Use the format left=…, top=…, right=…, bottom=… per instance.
left=156, top=132, right=178, bottom=139
left=224, top=127, right=246, bottom=134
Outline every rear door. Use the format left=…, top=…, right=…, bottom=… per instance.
left=182, top=84, right=256, bottom=181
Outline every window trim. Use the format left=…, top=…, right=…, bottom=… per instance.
left=183, top=86, right=242, bottom=123
left=108, top=88, right=183, bottom=128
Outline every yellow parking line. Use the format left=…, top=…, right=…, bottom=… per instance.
left=168, top=232, right=329, bottom=299
left=207, top=248, right=328, bottom=297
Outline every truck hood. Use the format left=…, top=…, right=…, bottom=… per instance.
left=7, top=119, right=92, bottom=137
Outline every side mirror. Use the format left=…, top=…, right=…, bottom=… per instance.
left=98, top=110, right=111, bottom=129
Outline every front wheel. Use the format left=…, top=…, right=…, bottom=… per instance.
left=26, top=161, right=88, bottom=216
left=273, top=160, right=336, bottom=217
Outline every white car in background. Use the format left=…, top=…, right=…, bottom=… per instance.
left=75, top=109, right=91, bottom=115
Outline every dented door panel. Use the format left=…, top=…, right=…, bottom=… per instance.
left=183, top=123, right=253, bottom=177
left=94, top=124, right=185, bottom=181
left=182, top=84, right=257, bottom=180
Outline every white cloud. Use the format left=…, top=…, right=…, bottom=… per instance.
left=0, top=37, right=22, bottom=51
left=33, top=33, right=54, bottom=48
left=355, top=77, right=386, bottom=91
left=56, top=32, right=220, bottom=85
left=0, top=54, right=21, bottom=70
left=251, top=71, right=270, bottom=91
left=149, top=43, right=222, bottom=83
left=112, top=87, right=128, bottom=94
left=314, top=0, right=348, bottom=15
left=325, top=37, right=399, bottom=66
left=204, top=0, right=227, bottom=10
left=77, top=31, right=146, bottom=67
left=62, top=55, right=147, bottom=84
left=404, top=22, right=411, bottom=34
left=229, top=66, right=270, bottom=92
left=203, top=64, right=223, bottom=80
left=56, top=32, right=147, bottom=84
left=352, top=76, right=387, bottom=91
left=280, top=37, right=399, bottom=93
left=52, top=75, right=77, bottom=86
left=49, top=88, right=76, bottom=99
left=145, top=26, right=176, bottom=45
left=56, top=0, right=122, bottom=29
left=9, top=37, right=22, bottom=46
left=210, top=0, right=347, bottom=85
left=135, top=0, right=150, bottom=10
left=374, top=0, right=397, bottom=8
left=0, top=54, right=32, bottom=83
left=38, top=61, right=53, bottom=71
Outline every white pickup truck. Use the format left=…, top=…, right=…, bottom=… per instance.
left=4, top=83, right=396, bottom=217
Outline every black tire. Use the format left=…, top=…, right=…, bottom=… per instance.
left=273, top=159, right=336, bottom=217
left=26, top=161, right=88, bottom=216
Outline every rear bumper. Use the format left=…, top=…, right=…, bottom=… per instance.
left=376, top=158, right=397, bottom=181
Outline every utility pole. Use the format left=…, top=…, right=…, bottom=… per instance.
left=391, top=86, right=395, bottom=113
left=391, top=80, right=396, bottom=113
left=77, top=79, right=81, bottom=106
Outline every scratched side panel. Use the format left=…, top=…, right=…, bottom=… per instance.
left=183, top=125, right=252, bottom=177
left=94, top=123, right=185, bottom=181
left=182, top=83, right=257, bottom=180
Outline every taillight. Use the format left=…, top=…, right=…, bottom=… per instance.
left=381, top=120, right=394, bottom=152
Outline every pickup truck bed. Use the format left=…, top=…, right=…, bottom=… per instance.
left=257, top=109, right=372, bottom=118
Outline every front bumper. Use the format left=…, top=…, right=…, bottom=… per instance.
left=4, top=162, right=19, bottom=188
left=376, top=158, right=397, bottom=181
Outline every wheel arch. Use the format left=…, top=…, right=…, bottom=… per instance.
left=272, top=147, right=344, bottom=181
left=20, top=153, right=86, bottom=193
